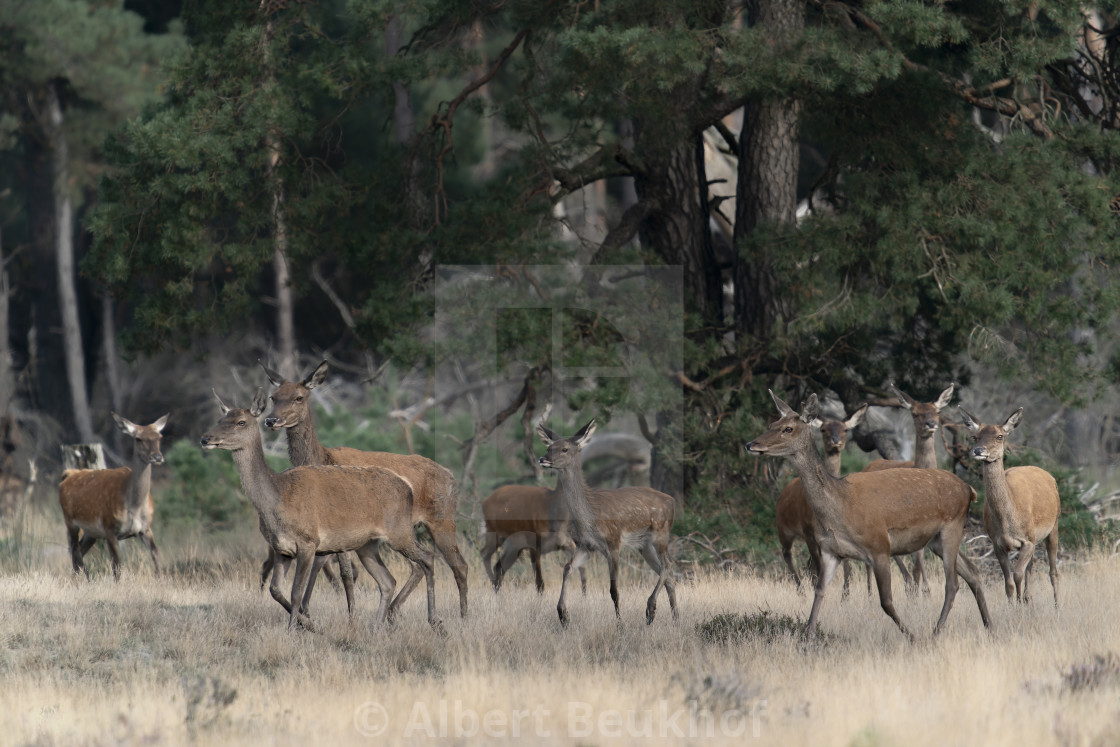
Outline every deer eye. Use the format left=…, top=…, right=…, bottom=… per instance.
left=237, top=420, right=247, bottom=427
left=296, top=395, right=304, bottom=402
left=997, top=435, right=1003, bottom=440
left=561, top=447, right=568, bottom=453
left=783, top=426, right=793, bottom=434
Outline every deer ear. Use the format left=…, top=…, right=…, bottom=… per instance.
left=212, top=389, right=233, bottom=415
left=251, top=388, right=268, bottom=418
left=1003, top=407, right=1023, bottom=432
left=934, top=384, right=955, bottom=410
left=258, top=360, right=285, bottom=387
left=846, top=403, right=868, bottom=430
left=536, top=422, right=558, bottom=445
left=809, top=418, right=824, bottom=430
left=801, top=394, right=820, bottom=423
left=889, top=382, right=914, bottom=411
left=112, top=412, right=140, bottom=437
left=304, top=360, right=329, bottom=390
left=958, top=406, right=980, bottom=433
left=573, top=420, right=597, bottom=448
left=151, top=414, right=170, bottom=433
left=769, top=389, right=796, bottom=418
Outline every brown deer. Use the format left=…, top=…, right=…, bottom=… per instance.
left=862, top=382, right=956, bottom=592
left=259, top=361, right=469, bottom=619
left=747, top=391, right=990, bottom=638
left=59, top=413, right=167, bottom=580
left=776, top=405, right=876, bottom=593
left=958, top=406, right=1060, bottom=605
left=536, top=418, right=677, bottom=627
left=200, top=390, right=444, bottom=633
left=481, top=484, right=586, bottom=594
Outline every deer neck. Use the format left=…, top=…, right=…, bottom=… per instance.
left=553, top=464, right=603, bottom=549
left=979, top=458, right=1017, bottom=520
left=913, top=432, right=938, bottom=470
left=285, top=419, right=329, bottom=467
left=823, top=450, right=843, bottom=479
left=229, top=436, right=284, bottom=516
left=787, top=442, right=844, bottom=519
left=126, top=455, right=153, bottom=514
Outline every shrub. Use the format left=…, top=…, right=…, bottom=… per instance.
left=157, top=439, right=251, bottom=530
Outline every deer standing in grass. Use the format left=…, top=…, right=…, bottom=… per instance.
left=259, top=361, right=469, bottom=619
left=776, top=405, right=872, bottom=593
left=958, top=406, right=1060, bottom=606
left=862, top=383, right=957, bottom=593
left=747, top=391, right=990, bottom=638
left=200, top=390, right=444, bottom=633
left=481, top=484, right=586, bottom=594
left=60, top=413, right=167, bottom=580
left=536, top=417, right=677, bottom=627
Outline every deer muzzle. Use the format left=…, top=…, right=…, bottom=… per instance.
left=539, top=456, right=552, bottom=468
left=199, top=435, right=221, bottom=450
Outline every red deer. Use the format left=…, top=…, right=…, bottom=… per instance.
left=59, top=413, right=167, bottom=580
left=537, top=417, right=677, bottom=627
left=480, top=484, right=586, bottom=594
left=200, top=390, right=443, bottom=633
left=260, top=361, right=469, bottom=618
left=747, top=391, right=990, bottom=638
left=775, top=405, right=877, bottom=593
left=862, top=382, right=957, bottom=592
left=958, top=406, right=1060, bottom=605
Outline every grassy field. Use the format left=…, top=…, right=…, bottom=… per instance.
left=2, top=504, right=1119, bottom=747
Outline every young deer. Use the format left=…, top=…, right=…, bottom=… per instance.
left=958, top=406, right=1060, bottom=605
left=260, top=361, right=469, bottom=618
left=537, top=418, right=677, bottom=627
left=59, top=413, right=167, bottom=580
left=748, top=391, right=990, bottom=638
left=775, top=405, right=873, bottom=593
left=481, top=484, right=586, bottom=594
left=862, top=382, right=956, bottom=592
left=200, top=390, right=443, bottom=633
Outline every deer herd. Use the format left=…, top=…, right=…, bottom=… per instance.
left=56, top=363, right=1062, bottom=641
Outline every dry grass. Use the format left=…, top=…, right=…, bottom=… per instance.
left=3, top=505, right=1120, bottom=746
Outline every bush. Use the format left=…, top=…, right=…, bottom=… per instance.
left=157, top=439, right=251, bottom=530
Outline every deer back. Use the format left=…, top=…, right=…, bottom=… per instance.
left=273, top=464, right=415, bottom=540
left=482, top=484, right=554, bottom=536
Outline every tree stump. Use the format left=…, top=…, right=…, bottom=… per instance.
left=61, top=443, right=105, bottom=471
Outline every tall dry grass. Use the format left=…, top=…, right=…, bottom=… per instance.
left=2, top=503, right=1119, bottom=746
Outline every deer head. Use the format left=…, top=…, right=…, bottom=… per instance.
left=200, top=389, right=268, bottom=451
left=112, top=412, right=168, bottom=465
left=260, top=360, right=329, bottom=431
left=958, top=406, right=1023, bottom=463
left=746, top=390, right=821, bottom=458
left=891, top=382, right=954, bottom=439
left=812, top=403, right=868, bottom=458
left=537, top=419, right=597, bottom=471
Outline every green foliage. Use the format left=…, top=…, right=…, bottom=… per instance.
left=696, top=609, right=830, bottom=645
left=158, top=439, right=252, bottom=530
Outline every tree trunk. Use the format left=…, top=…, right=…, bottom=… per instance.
left=634, top=136, right=723, bottom=326
left=0, top=224, right=13, bottom=412
left=732, top=0, right=804, bottom=338
left=387, top=13, right=428, bottom=230
left=47, top=82, right=95, bottom=443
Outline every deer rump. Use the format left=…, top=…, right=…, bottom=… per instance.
left=814, top=468, right=975, bottom=562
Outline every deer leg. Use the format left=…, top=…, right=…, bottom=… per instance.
left=929, top=536, right=961, bottom=636
left=67, top=526, right=89, bottom=579
left=1045, top=529, right=1060, bottom=607
left=994, top=547, right=1014, bottom=601
left=911, top=551, right=930, bottom=595
left=780, top=535, right=802, bottom=591
left=1012, top=541, right=1036, bottom=604
left=639, top=538, right=676, bottom=625
left=266, top=555, right=317, bottom=631
left=139, top=529, right=161, bottom=576
left=427, top=521, right=469, bottom=619
left=865, top=562, right=873, bottom=597
left=318, top=556, right=341, bottom=591
left=872, top=555, right=911, bottom=640
left=259, top=549, right=275, bottom=592
left=287, top=547, right=318, bottom=632
left=355, top=542, right=396, bottom=625
left=841, top=560, right=852, bottom=599
left=480, top=531, right=499, bottom=586
left=495, top=534, right=532, bottom=592
left=392, top=541, right=445, bottom=636
left=530, top=545, right=545, bottom=594
left=335, top=552, right=356, bottom=617
left=607, top=548, right=622, bottom=622
left=105, top=535, right=122, bottom=582
left=893, top=556, right=916, bottom=593
left=557, top=546, right=590, bottom=628
left=299, top=555, right=331, bottom=615
left=952, top=550, right=991, bottom=629
left=804, top=551, right=840, bottom=638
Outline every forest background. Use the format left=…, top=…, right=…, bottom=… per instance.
left=3, top=0, right=1120, bottom=566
